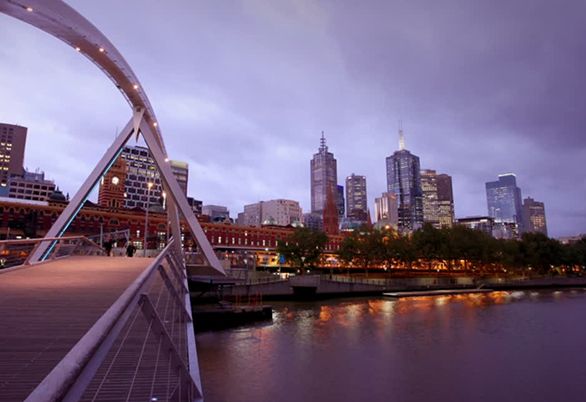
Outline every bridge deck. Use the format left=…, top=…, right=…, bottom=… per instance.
left=0, top=256, right=152, bottom=402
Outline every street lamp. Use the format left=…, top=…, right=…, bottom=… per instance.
left=143, top=181, right=153, bottom=257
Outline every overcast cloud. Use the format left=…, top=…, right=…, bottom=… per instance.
left=0, top=0, right=585, bottom=237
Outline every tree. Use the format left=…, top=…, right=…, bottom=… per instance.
left=277, top=227, right=327, bottom=273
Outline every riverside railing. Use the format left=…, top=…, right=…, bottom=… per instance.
left=0, top=236, right=105, bottom=269
left=24, top=238, right=203, bottom=402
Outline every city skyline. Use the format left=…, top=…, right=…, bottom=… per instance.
left=1, top=0, right=585, bottom=237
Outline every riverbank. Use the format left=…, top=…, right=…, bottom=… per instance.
left=190, top=273, right=586, bottom=302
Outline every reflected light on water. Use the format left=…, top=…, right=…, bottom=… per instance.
left=197, top=290, right=586, bottom=402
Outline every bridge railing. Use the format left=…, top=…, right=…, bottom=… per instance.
left=0, top=236, right=105, bottom=269
left=24, top=238, right=203, bottom=402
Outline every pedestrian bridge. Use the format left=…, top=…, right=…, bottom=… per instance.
left=0, top=237, right=202, bottom=402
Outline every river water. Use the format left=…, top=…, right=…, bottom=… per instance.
left=197, top=290, right=586, bottom=402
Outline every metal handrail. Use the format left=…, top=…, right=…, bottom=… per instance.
left=24, top=238, right=202, bottom=402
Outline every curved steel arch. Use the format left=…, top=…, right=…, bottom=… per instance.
left=0, top=0, right=223, bottom=274
left=0, top=0, right=165, bottom=148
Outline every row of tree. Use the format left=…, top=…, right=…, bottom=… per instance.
left=278, top=225, right=586, bottom=275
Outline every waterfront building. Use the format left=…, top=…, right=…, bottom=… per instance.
left=8, top=170, right=57, bottom=202
left=345, top=174, right=367, bottom=221
left=522, top=197, right=548, bottom=236
left=436, top=173, right=455, bottom=228
left=0, top=198, right=344, bottom=257
left=0, top=123, right=26, bottom=193
left=202, top=205, right=230, bottom=222
left=240, top=199, right=303, bottom=227
left=385, top=127, right=423, bottom=232
left=336, top=185, right=345, bottom=218
left=485, top=173, right=523, bottom=234
left=98, top=157, right=127, bottom=209
left=374, top=192, right=399, bottom=230
left=420, top=169, right=439, bottom=228
left=310, top=132, right=337, bottom=214
left=169, top=160, right=188, bottom=196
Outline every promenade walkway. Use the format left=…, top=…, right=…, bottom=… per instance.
left=0, top=256, right=151, bottom=401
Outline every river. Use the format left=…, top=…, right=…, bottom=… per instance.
left=197, top=290, right=586, bottom=402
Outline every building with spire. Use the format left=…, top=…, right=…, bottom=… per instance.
left=385, top=126, right=423, bottom=233
left=310, top=132, right=338, bottom=214
left=323, top=185, right=339, bottom=235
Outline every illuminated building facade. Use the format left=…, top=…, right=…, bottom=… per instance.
left=8, top=170, right=56, bottom=202
left=374, top=192, right=399, bottom=229
left=485, top=173, right=523, bottom=233
left=421, top=169, right=439, bottom=228
left=522, top=197, right=548, bottom=236
left=386, top=127, right=423, bottom=232
left=436, top=173, right=455, bottom=228
left=310, top=132, right=337, bottom=214
left=0, top=123, right=26, bottom=192
left=345, top=173, right=367, bottom=221
left=98, top=158, right=127, bottom=209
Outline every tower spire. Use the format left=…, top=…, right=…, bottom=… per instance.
left=398, top=121, right=405, bottom=151
left=319, top=130, right=328, bottom=152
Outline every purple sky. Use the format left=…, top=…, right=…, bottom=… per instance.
left=1, top=0, right=585, bottom=237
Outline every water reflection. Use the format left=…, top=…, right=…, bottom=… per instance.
left=197, top=289, right=586, bottom=402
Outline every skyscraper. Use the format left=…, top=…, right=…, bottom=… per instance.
left=522, top=197, right=548, bottom=236
left=0, top=123, right=27, bottom=192
left=420, top=169, right=439, bottom=227
left=485, top=173, right=523, bottom=233
left=386, top=127, right=423, bottom=232
left=310, top=132, right=337, bottom=214
left=345, top=173, right=367, bottom=221
left=436, top=173, right=455, bottom=228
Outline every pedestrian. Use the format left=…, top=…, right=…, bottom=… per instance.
left=104, top=239, right=113, bottom=257
left=126, top=243, right=136, bottom=257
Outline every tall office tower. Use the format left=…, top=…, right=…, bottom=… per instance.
left=374, top=192, right=399, bottom=229
left=310, top=132, right=337, bottom=214
left=118, top=145, right=189, bottom=210
left=385, top=127, right=423, bottom=232
left=241, top=199, right=303, bottom=227
left=169, top=160, right=188, bottom=196
left=0, top=123, right=27, bottom=192
left=98, top=158, right=127, bottom=209
left=336, top=185, right=345, bottom=218
left=485, top=173, right=523, bottom=234
left=436, top=173, right=455, bottom=228
left=522, top=197, right=548, bottom=236
left=121, top=145, right=162, bottom=209
left=323, top=185, right=339, bottom=235
left=420, top=169, right=439, bottom=228
left=345, top=173, right=367, bottom=221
